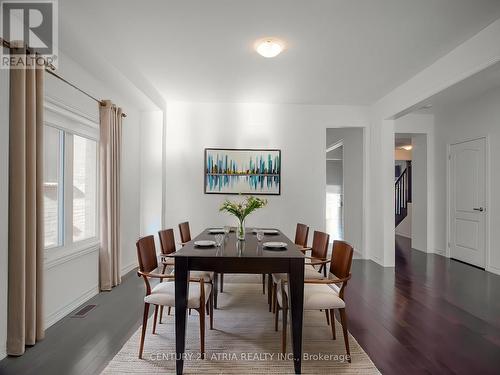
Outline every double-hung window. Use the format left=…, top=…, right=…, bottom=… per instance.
left=43, top=99, right=99, bottom=260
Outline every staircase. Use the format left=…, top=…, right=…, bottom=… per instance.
left=395, top=162, right=412, bottom=227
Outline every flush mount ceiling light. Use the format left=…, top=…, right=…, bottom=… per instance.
left=255, top=38, right=285, bottom=58
left=400, top=145, right=413, bottom=151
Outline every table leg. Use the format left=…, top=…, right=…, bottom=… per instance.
left=213, top=272, right=219, bottom=309
left=175, top=257, right=190, bottom=375
left=288, top=258, right=305, bottom=374
left=267, top=273, right=273, bottom=311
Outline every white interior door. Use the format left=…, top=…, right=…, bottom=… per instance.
left=449, top=138, right=486, bottom=268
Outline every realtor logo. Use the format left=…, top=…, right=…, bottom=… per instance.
left=1, top=0, right=58, bottom=66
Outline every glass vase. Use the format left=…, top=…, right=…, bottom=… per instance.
left=237, top=219, right=246, bottom=241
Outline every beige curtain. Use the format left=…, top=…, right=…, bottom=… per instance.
left=7, top=44, right=45, bottom=356
left=99, top=100, right=122, bottom=291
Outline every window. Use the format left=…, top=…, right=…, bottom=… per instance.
left=43, top=126, right=63, bottom=248
left=73, top=135, right=97, bottom=242
left=43, top=101, right=99, bottom=253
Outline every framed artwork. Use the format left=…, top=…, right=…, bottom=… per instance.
left=204, top=148, right=281, bottom=195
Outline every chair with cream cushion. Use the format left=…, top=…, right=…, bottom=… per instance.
left=136, top=235, right=213, bottom=359
left=277, top=240, right=354, bottom=361
left=158, top=228, right=213, bottom=321
left=271, top=230, right=329, bottom=320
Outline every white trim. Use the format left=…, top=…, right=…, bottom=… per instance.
left=486, top=265, right=500, bottom=276
left=44, top=98, right=99, bottom=141
left=434, top=248, right=446, bottom=257
left=446, top=136, right=490, bottom=269
left=45, top=241, right=99, bottom=269
left=44, top=285, right=99, bottom=329
left=45, top=95, right=99, bottom=124
left=326, top=138, right=344, bottom=153
left=121, top=261, right=137, bottom=275
left=0, top=347, right=5, bottom=361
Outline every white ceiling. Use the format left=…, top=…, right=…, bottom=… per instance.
left=416, top=61, right=500, bottom=113
left=59, top=0, right=500, bottom=105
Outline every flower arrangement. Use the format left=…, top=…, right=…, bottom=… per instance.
left=219, top=195, right=268, bottom=240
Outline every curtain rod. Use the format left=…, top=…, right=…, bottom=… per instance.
left=1, top=38, right=127, bottom=118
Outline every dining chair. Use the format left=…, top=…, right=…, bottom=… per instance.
left=178, top=221, right=192, bottom=245
left=267, top=223, right=310, bottom=309
left=271, top=230, right=328, bottom=317
left=294, top=223, right=309, bottom=249
left=158, top=228, right=213, bottom=322
left=277, top=240, right=354, bottom=361
left=136, top=235, right=213, bottom=359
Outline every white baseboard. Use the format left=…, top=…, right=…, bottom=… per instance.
left=45, top=285, right=99, bottom=328
left=121, top=261, right=137, bottom=275
left=487, top=265, right=500, bottom=276
left=395, top=231, right=411, bottom=239
left=434, top=248, right=446, bottom=257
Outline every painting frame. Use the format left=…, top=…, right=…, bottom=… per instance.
left=204, top=148, right=281, bottom=195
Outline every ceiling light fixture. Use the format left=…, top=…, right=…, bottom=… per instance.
left=400, top=145, right=413, bottom=151
left=255, top=38, right=284, bottom=58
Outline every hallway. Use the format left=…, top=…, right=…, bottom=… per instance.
left=346, top=236, right=500, bottom=374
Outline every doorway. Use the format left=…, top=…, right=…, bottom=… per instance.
left=325, top=127, right=364, bottom=253
left=326, top=142, right=344, bottom=241
left=449, top=137, right=487, bottom=268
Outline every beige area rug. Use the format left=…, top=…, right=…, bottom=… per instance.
left=102, top=275, right=380, bottom=374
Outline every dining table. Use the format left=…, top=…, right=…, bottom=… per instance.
left=172, top=227, right=305, bottom=374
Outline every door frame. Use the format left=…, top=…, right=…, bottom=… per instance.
left=326, top=139, right=344, bottom=243
left=446, top=136, right=490, bottom=270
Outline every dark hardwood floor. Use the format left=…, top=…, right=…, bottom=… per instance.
left=345, top=235, right=500, bottom=375
left=1, top=236, right=499, bottom=374
left=0, top=271, right=148, bottom=375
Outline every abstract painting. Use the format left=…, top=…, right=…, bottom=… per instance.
left=204, top=148, right=281, bottom=195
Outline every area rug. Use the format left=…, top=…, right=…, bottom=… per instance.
left=102, top=275, right=379, bottom=374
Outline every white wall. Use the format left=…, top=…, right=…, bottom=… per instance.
left=411, top=134, right=428, bottom=252
left=368, top=18, right=500, bottom=267
left=326, top=160, right=343, bottom=187
left=0, top=49, right=10, bottom=360
left=0, top=49, right=146, bottom=342
left=42, top=51, right=144, bottom=325
left=164, top=102, right=369, bottom=253
left=140, top=110, right=164, bottom=248
left=434, top=86, right=500, bottom=274
left=326, top=128, right=364, bottom=253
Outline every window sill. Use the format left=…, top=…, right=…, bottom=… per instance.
left=44, top=239, right=99, bottom=270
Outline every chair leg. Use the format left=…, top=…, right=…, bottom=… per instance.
left=325, top=309, right=330, bottom=326
left=199, top=306, right=205, bottom=359
left=262, top=274, right=266, bottom=294
left=189, top=308, right=191, bottom=315
left=329, top=309, right=336, bottom=340
left=152, top=305, right=159, bottom=334
left=159, top=305, right=164, bottom=324
left=282, top=298, right=288, bottom=354
left=206, top=301, right=210, bottom=315
left=272, top=283, right=277, bottom=313
left=209, top=291, right=214, bottom=330
left=267, top=274, right=272, bottom=308
left=323, top=264, right=327, bottom=277
left=220, top=273, right=224, bottom=292
left=275, top=304, right=280, bottom=332
left=339, top=308, right=351, bottom=362
left=138, top=303, right=150, bottom=359
left=168, top=306, right=171, bottom=315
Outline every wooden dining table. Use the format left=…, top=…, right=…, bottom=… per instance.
left=172, top=227, right=305, bottom=374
